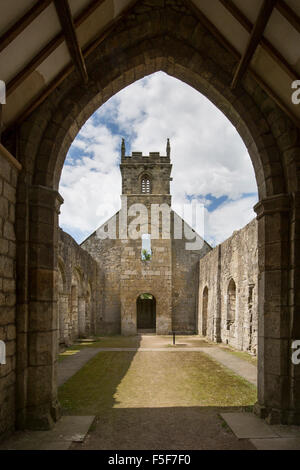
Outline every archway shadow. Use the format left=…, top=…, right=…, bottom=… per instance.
left=58, top=337, right=257, bottom=450
left=71, top=406, right=255, bottom=450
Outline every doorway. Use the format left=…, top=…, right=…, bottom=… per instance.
left=137, top=294, right=156, bottom=332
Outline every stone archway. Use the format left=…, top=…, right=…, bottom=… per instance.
left=57, top=260, right=67, bottom=347
left=10, top=2, right=300, bottom=429
left=85, top=283, right=92, bottom=337
left=137, top=294, right=156, bottom=332
left=202, top=286, right=208, bottom=337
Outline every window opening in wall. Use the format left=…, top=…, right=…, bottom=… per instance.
left=141, top=176, right=151, bottom=193
left=141, top=233, right=152, bottom=260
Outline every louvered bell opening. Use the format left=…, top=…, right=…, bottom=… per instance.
left=141, top=178, right=151, bottom=193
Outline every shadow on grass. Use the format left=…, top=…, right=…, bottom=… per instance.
left=58, top=340, right=142, bottom=412
left=58, top=337, right=257, bottom=450
left=69, top=405, right=255, bottom=450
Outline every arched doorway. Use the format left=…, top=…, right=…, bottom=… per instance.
left=137, top=294, right=156, bottom=332
left=57, top=261, right=67, bottom=347
left=202, top=286, right=208, bottom=336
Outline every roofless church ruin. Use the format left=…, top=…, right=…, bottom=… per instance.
left=0, top=0, right=299, bottom=445
left=57, top=138, right=258, bottom=355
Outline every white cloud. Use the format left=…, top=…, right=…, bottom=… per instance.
left=205, top=196, right=257, bottom=246
left=59, top=71, right=258, bottom=245
left=59, top=121, right=122, bottom=238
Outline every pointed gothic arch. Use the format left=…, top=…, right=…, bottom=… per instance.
left=202, top=286, right=208, bottom=336
left=227, top=279, right=236, bottom=331
left=140, top=173, right=152, bottom=194
left=10, top=3, right=300, bottom=429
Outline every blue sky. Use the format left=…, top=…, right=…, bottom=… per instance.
left=59, top=72, right=258, bottom=246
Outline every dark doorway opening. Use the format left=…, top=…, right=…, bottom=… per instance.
left=137, top=294, right=156, bottom=332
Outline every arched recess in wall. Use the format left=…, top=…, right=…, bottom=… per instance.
left=70, top=269, right=83, bottom=340
left=227, top=279, right=236, bottom=331
left=85, top=282, right=92, bottom=337
left=77, top=268, right=87, bottom=338
left=58, top=259, right=67, bottom=346
left=202, top=286, right=208, bottom=336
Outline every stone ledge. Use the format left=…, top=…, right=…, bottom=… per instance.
left=0, top=415, right=95, bottom=450
left=221, top=412, right=300, bottom=449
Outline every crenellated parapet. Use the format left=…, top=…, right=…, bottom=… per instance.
left=120, top=139, right=172, bottom=196
left=120, top=139, right=171, bottom=163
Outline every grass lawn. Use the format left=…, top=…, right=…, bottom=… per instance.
left=66, top=335, right=140, bottom=350
left=219, top=346, right=258, bottom=366
left=58, top=350, right=257, bottom=415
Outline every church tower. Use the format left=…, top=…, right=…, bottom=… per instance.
left=120, top=138, right=172, bottom=211
left=81, top=139, right=210, bottom=338
left=118, top=139, right=173, bottom=336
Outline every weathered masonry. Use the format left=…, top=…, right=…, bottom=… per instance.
left=57, top=229, right=101, bottom=348
left=0, top=146, right=20, bottom=437
left=198, top=219, right=258, bottom=355
left=82, top=140, right=211, bottom=335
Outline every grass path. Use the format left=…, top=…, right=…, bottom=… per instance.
left=58, top=338, right=257, bottom=449
left=59, top=350, right=256, bottom=413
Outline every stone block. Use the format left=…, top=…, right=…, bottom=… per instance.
left=29, top=332, right=56, bottom=367
left=3, top=182, right=15, bottom=204
left=0, top=157, right=11, bottom=182
left=3, top=222, right=15, bottom=242
left=0, top=256, right=13, bottom=278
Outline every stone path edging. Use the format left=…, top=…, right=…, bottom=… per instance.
left=198, top=347, right=257, bottom=386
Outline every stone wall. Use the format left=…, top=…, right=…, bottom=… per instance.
left=120, top=152, right=171, bottom=196
left=120, top=233, right=173, bottom=336
left=81, top=213, right=122, bottom=335
left=0, top=150, right=19, bottom=438
left=82, top=211, right=174, bottom=335
left=58, top=229, right=101, bottom=346
left=82, top=209, right=211, bottom=335
left=198, top=219, right=258, bottom=354
left=172, top=212, right=211, bottom=333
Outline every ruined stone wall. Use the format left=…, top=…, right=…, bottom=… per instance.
left=81, top=213, right=122, bottom=334
left=0, top=152, right=18, bottom=438
left=120, top=235, right=172, bottom=335
left=58, top=229, right=101, bottom=345
left=199, top=219, right=258, bottom=354
left=172, top=212, right=211, bottom=333
left=198, top=248, right=220, bottom=340
left=82, top=205, right=213, bottom=335
left=82, top=211, right=173, bottom=335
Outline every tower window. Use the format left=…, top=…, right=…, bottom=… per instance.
left=141, top=176, right=151, bottom=194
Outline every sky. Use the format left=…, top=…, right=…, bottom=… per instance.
left=59, top=71, right=258, bottom=247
